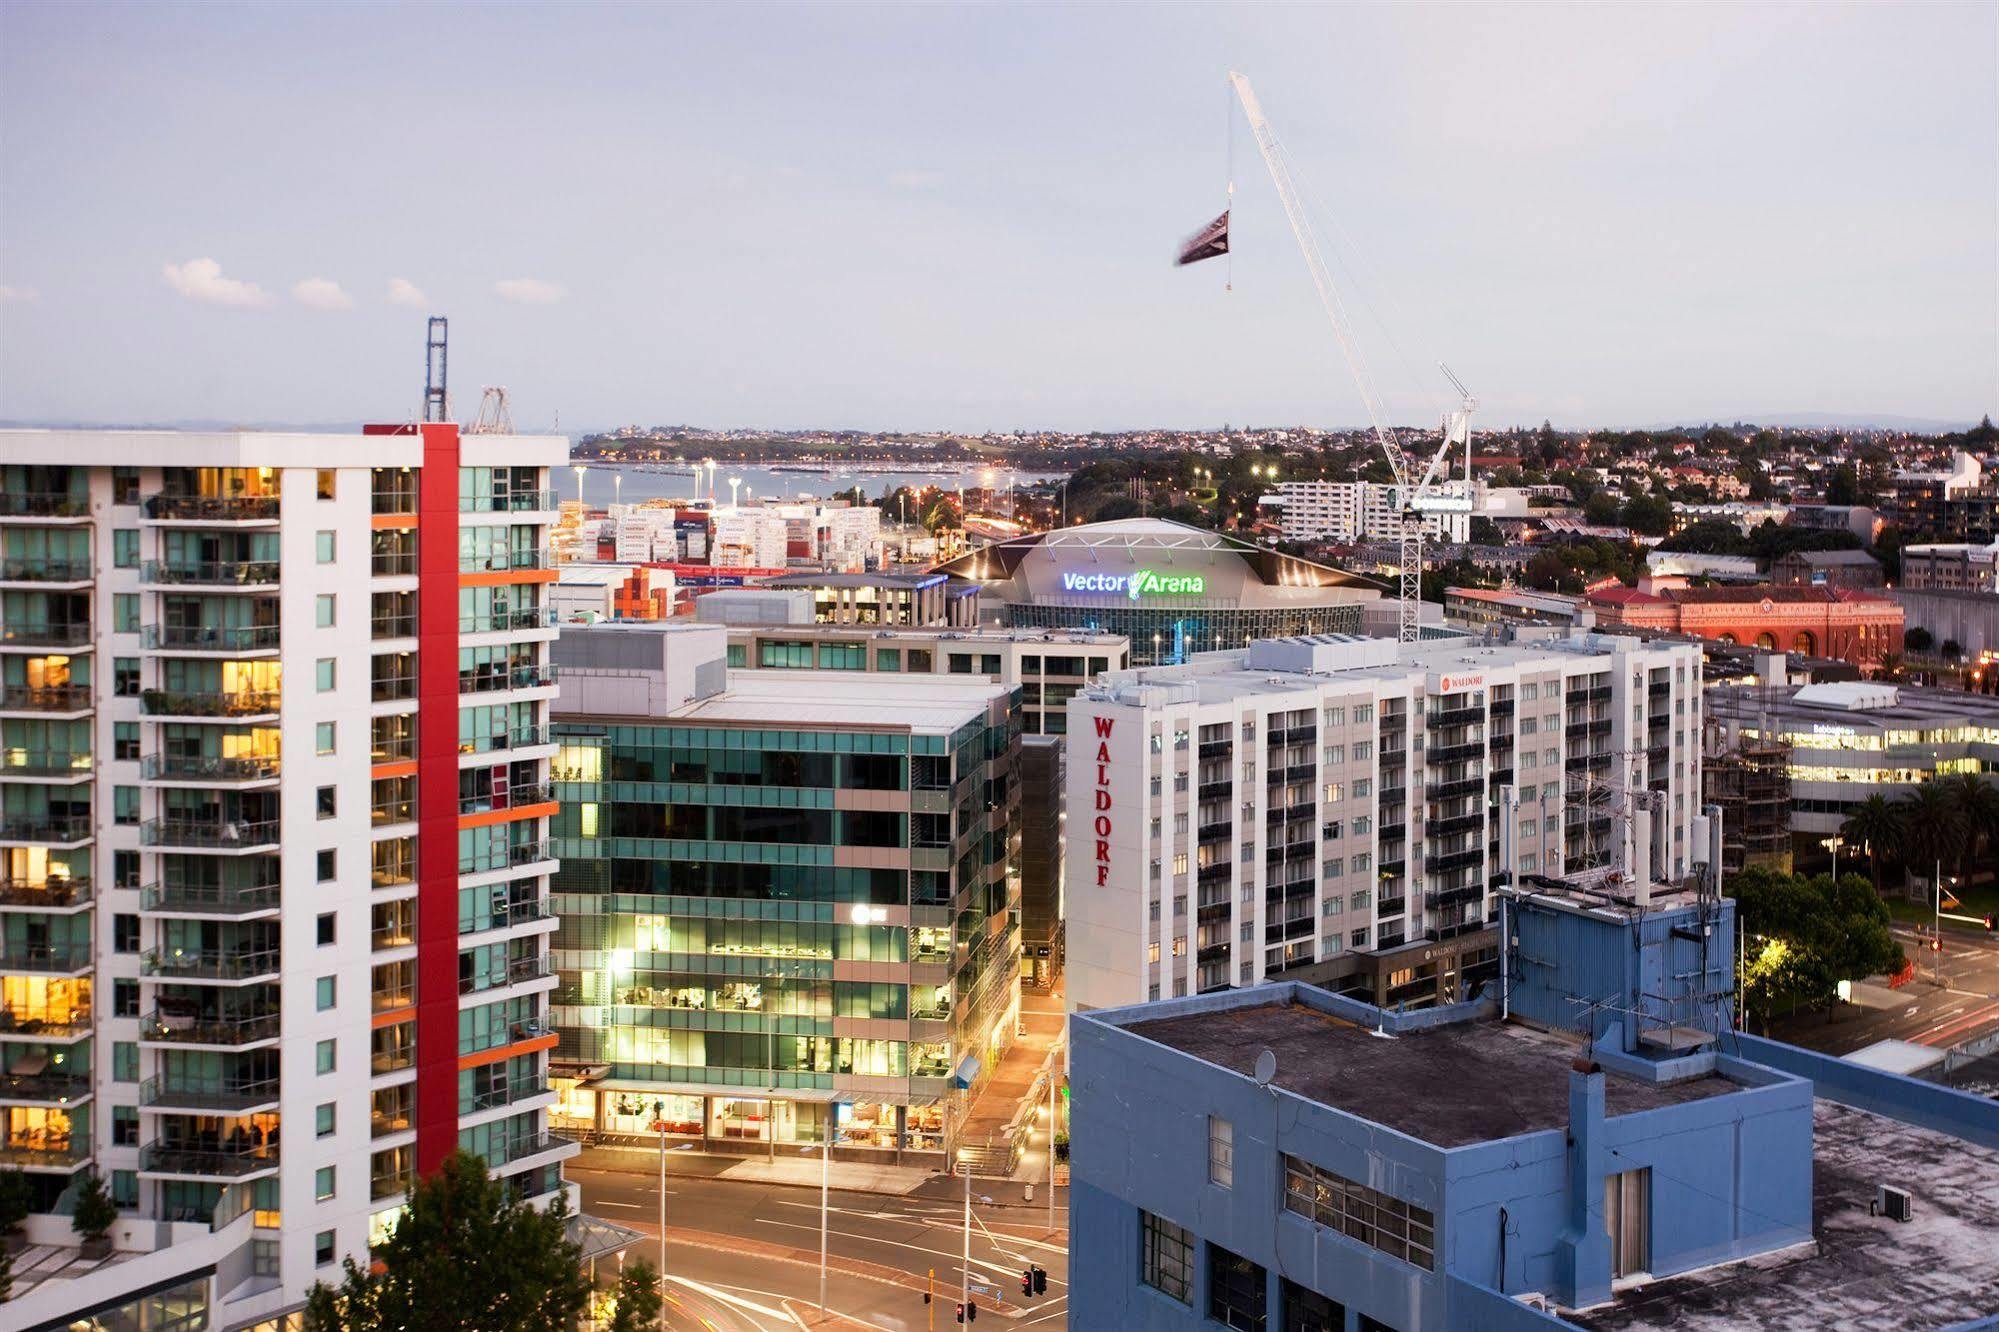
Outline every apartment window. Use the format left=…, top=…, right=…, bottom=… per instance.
left=1352, top=816, right=1371, bottom=835
left=113, top=1041, right=138, bottom=1082
left=315, top=1230, right=336, bottom=1266
left=113, top=593, right=139, bottom=633
left=317, top=469, right=337, bottom=499
left=317, top=785, right=337, bottom=819
left=317, top=658, right=336, bottom=691
left=1354, top=704, right=1373, bottom=723
left=114, top=657, right=139, bottom=696
left=1148, top=942, right=1160, bottom=964
left=1323, top=782, right=1343, bottom=803
left=1324, top=820, right=1343, bottom=840
left=1324, top=706, right=1345, bottom=726
left=114, top=850, right=138, bottom=888
left=1172, top=937, right=1187, bottom=958
left=316, top=722, right=336, bottom=755
left=112, top=1170, right=138, bottom=1209
left=316, top=531, right=337, bottom=563
left=316, top=1039, right=337, bottom=1074
left=114, top=913, right=139, bottom=953
left=1283, top=1153, right=1435, bottom=1271
left=113, top=722, right=138, bottom=762
left=1521, top=717, right=1538, bottom=735
left=317, top=977, right=337, bottom=1011
left=1323, top=859, right=1343, bottom=880
left=114, top=979, right=139, bottom=1018
left=1323, top=894, right=1343, bottom=915
left=316, top=594, right=336, bottom=627
left=113, top=785, right=139, bottom=825
left=114, top=1106, right=138, bottom=1147
left=112, top=467, right=139, bottom=505
left=316, top=1167, right=336, bottom=1202
left=1208, top=1116, right=1233, bottom=1188
left=1351, top=928, right=1370, bottom=948
left=1523, top=683, right=1539, bottom=700
left=1353, top=853, right=1370, bottom=873
left=318, top=912, right=337, bottom=945
left=1324, top=745, right=1345, bottom=765
left=1172, top=853, right=1188, bottom=876
left=112, top=529, right=139, bottom=568
left=1139, top=1210, right=1193, bottom=1305
left=1208, top=1242, right=1268, bottom=1332
left=317, top=1103, right=336, bottom=1137
left=1353, top=741, right=1373, bottom=761
left=318, top=850, right=336, bottom=882
left=1353, top=778, right=1371, bottom=798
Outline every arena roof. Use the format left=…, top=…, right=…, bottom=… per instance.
left=931, top=517, right=1384, bottom=594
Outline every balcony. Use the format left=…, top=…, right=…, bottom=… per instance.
left=141, top=560, right=280, bottom=589
left=140, top=689, right=280, bottom=720
left=141, top=624, right=281, bottom=654
left=371, top=1164, right=415, bottom=1201
left=1376, top=896, right=1407, bottom=918
left=141, top=879, right=279, bottom=917
left=0, top=493, right=90, bottom=520
left=459, top=840, right=554, bottom=877
left=141, top=753, right=280, bottom=785
left=1427, top=705, right=1483, bottom=730
left=478, top=1131, right=563, bottom=1167
left=0, top=557, right=93, bottom=584
left=142, top=818, right=281, bottom=851
left=372, top=548, right=418, bottom=577
left=141, top=1073, right=280, bottom=1114
left=0, top=684, right=92, bottom=714
left=459, top=549, right=552, bottom=574
left=140, top=1008, right=280, bottom=1048
left=0, top=749, right=94, bottom=780
left=0, top=1132, right=89, bottom=1169
left=459, top=956, right=553, bottom=995
left=0, top=1069, right=92, bottom=1105
left=1429, top=812, right=1483, bottom=838
left=1425, top=777, right=1484, bottom=803
left=143, top=947, right=280, bottom=983
left=0, top=622, right=91, bottom=649
left=0, top=942, right=92, bottom=975
left=458, top=783, right=554, bottom=816
left=0, top=815, right=93, bottom=847
left=460, top=489, right=556, bottom=514
left=1427, top=885, right=1484, bottom=910
left=0, top=876, right=91, bottom=910
left=1429, top=848, right=1484, bottom=874
left=142, top=495, right=280, bottom=523
left=458, top=664, right=557, bottom=696
left=140, top=1139, right=280, bottom=1179
left=459, top=607, right=555, bottom=635
left=0, top=1006, right=91, bottom=1040
left=1427, top=741, right=1483, bottom=766
left=460, top=726, right=551, bottom=757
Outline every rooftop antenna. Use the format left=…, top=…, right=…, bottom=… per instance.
left=424, top=316, right=450, bottom=424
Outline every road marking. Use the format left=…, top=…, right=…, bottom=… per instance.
left=667, top=1274, right=794, bottom=1321
left=752, top=1216, right=1030, bottom=1284
left=598, top=1200, right=646, bottom=1209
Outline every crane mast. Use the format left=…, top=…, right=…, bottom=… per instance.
left=1224, top=71, right=1473, bottom=644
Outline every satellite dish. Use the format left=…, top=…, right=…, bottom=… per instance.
left=1252, top=1049, right=1277, bottom=1088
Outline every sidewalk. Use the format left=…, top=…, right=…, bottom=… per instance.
left=577, top=1142, right=1069, bottom=1211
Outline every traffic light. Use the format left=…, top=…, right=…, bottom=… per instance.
left=955, top=1303, right=964, bottom=1325
left=1021, top=1269, right=1034, bottom=1297
left=1985, top=914, right=1996, bottom=933
left=1032, top=1266, right=1048, bottom=1295
left=968, top=1302, right=977, bottom=1323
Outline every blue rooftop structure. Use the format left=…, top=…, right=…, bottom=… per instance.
left=1070, top=876, right=1999, bottom=1331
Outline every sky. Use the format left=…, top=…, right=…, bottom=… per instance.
left=0, top=1, right=1994, bottom=434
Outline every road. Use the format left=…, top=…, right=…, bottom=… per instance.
left=1772, top=922, right=1999, bottom=1056
left=574, top=1156, right=1070, bottom=1332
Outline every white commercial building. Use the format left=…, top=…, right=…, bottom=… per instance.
left=1064, top=632, right=1705, bottom=1014
left=1264, top=480, right=1472, bottom=545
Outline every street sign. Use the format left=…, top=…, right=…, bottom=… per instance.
left=968, top=1279, right=1002, bottom=1302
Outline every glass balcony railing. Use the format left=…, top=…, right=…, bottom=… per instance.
left=371, top=614, right=417, bottom=641
left=371, top=548, right=418, bottom=576
left=459, top=490, right=555, bottom=514
left=0, top=815, right=93, bottom=844
left=140, top=1139, right=279, bottom=1178
left=0, top=1133, right=89, bottom=1168
left=142, top=495, right=280, bottom=523
left=0, top=493, right=90, bottom=519
left=0, top=749, right=94, bottom=778
left=0, top=684, right=93, bottom=712
left=141, top=560, right=281, bottom=587
left=0, top=876, right=91, bottom=908
left=371, top=1165, right=414, bottom=1200
left=477, top=1131, right=559, bottom=1167
left=0, top=557, right=93, bottom=582
left=458, top=549, right=552, bottom=573
left=141, top=879, right=279, bottom=916
left=0, top=942, right=92, bottom=974
left=143, top=947, right=281, bottom=982
left=458, top=664, right=556, bottom=695
left=141, top=1073, right=280, bottom=1113
left=141, top=754, right=281, bottom=783
left=141, top=689, right=281, bottom=718
left=0, top=1069, right=92, bottom=1103
left=141, top=1008, right=280, bottom=1047
left=462, top=1077, right=549, bottom=1114
left=0, top=622, right=91, bottom=648
left=459, top=726, right=550, bottom=756
left=142, top=818, right=281, bottom=850
left=457, top=783, right=553, bottom=815
left=458, top=956, right=552, bottom=995
left=142, top=624, right=281, bottom=653
left=458, top=607, right=554, bottom=635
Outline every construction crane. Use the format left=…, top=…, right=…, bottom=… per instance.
left=1223, top=71, right=1475, bottom=643
left=468, top=386, right=515, bottom=435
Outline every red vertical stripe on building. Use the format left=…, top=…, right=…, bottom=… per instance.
left=414, top=422, right=464, bottom=1173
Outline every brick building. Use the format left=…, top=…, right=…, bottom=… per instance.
left=1584, top=584, right=1903, bottom=666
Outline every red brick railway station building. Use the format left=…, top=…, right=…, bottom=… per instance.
left=1585, top=584, right=1903, bottom=666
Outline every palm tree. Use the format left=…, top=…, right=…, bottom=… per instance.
left=1944, top=773, right=1999, bottom=891
left=1840, top=793, right=1904, bottom=897
left=1897, top=780, right=1969, bottom=902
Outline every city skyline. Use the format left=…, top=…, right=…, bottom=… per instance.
left=2, top=2, right=1994, bottom=433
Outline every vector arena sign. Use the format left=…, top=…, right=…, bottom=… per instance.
left=1060, top=568, right=1207, bottom=600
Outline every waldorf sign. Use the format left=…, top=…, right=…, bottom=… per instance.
left=1060, top=568, right=1207, bottom=601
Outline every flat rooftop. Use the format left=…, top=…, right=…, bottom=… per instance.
left=1709, top=681, right=1999, bottom=729
left=675, top=669, right=1004, bottom=733
left=1124, top=1002, right=1733, bottom=1148
left=1572, top=1099, right=1999, bottom=1331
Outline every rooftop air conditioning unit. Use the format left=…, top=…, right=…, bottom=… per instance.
left=1874, top=1185, right=1913, bottom=1222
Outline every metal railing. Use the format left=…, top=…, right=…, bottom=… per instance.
left=0, top=622, right=91, bottom=647
left=0, top=493, right=89, bottom=519
left=141, top=879, right=279, bottom=915
left=459, top=490, right=556, bottom=514
left=140, top=1139, right=280, bottom=1177
left=141, top=560, right=280, bottom=587
left=459, top=725, right=551, bottom=756
left=0, top=1070, right=92, bottom=1102
left=463, top=1077, right=549, bottom=1114
left=0, top=557, right=92, bottom=582
left=140, top=1009, right=281, bottom=1047
left=458, top=606, right=554, bottom=635
left=458, top=955, right=553, bottom=995
left=142, top=624, right=281, bottom=652
left=458, top=664, right=556, bottom=695
left=371, top=548, right=418, bottom=576
left=143, top=495, right=280, bottom=522
left=143, top=947, right=281, bottom=981
left=0, top=876, right=91, bottom=908
left=457, top=783, right=553, bottom=816
left=0, top=684, right=92, bottom=712
left=0, top=815, right=93, bottom=844
left=371, top=614, right=418, bottom=640
left=141, top=754, right=280, bottom=783
left=0, top=942, right=92, bottom=973
left=141, top=1073, right=280, bottom=1112
left=0, top=749, right=94, bottom=777
left=141, top=689, right=280, bottom=718
left=459, top=549, right=552, bottom=573
left=142, top=818, right=281, bottom=850
left=0, top=1135, right=88, bottom=1167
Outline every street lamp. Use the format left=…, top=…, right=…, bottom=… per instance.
left=574, top=464, right=588, bottom=508
left=728, top=477, right=742, bottom=508
left=958, top=1160, right=994, bottom=1320
left=799, top=1139, right=829, bottom=1311
left=652, top=1104, right=695, bottom=1332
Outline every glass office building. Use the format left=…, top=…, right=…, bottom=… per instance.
left=548, top=623, right=1020, bottom=1165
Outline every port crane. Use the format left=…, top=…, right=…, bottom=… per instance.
left=1215, top=71, right=1476, bottom=642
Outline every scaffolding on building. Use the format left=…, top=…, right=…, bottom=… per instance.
left=1702, top=698, right=1792, bottom=880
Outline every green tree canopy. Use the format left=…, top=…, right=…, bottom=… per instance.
left=303, top=1152, right=590, bottom=1332
left=1619, top=494, right=1674, bottom=537
left=1657, top=519, right=1750, bottom=556
left=608, top=1261, right=666, bottom=1332
left=1732, top=867, right=1902, bottom=1028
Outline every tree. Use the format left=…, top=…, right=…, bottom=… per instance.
left=70, top=1170, right=115, bottom=1248
left=1619, top=494, right=1674, bottom=537
left=1731, top=867, right=1903, bottom=1029
left=1942, top=639, right=1964, bottom=662
left=1582, top=492, right=1622, bottom=526
left=0, top=1169, right=28, bottom=1242
left=608, top=1261, right=665, bottom=1332
left=1839, top=794, right=1903, bottom=897
left=1658, top=519, right=1749, bottom=556
left=1906, top=626, right=1934, bottom=654
left=1826, top=463, right=1860, bottom=506
left=1898, top=779, right=1969, bottom=897
left=1943, top=774, right=1999, bottom=890
left=1969, top=414, right=1998, bottom=447
left=303, top=1152, right=590, bottom=1332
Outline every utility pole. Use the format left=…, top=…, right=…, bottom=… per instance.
left=655, top=1101, right=669, bottom=1332
left=1047, top=1068, right=1058, bottom=1232
left=961, top=1162, right=972, bottom=1319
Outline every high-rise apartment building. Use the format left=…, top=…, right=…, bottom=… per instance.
left=1264, top=480, right=1473, bottom=545
left=1065, top=633, right=1704, bottom=1014
left=547, top=623, right=1020, bottom=1165
left=0, top=426, right=574, bottom=1328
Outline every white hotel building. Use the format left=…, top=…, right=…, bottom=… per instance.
left=1065, top=632, right=1705, bottom=1014
left=1263, top=480, right=1474, bottom=545
left=0, top=426, right=576, bottom=1329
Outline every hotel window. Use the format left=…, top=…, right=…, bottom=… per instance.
left=1138, top=1210, right=1192, bottom=1305
left=1172, top=853, right=1188, bottom=876
left=1354, top=741, right=1373, bottom=760
left=1283, top=1153, right=1435, bottom=1271
left=1324, top=745, right=1345, bottom=765
left=1355, top=704, right=1373, bottom=723
left=1208, top=1116, right=1233, bottom=1188
left=1353, top=778, right=1370, bottom=797
left=1323, top=894, right=1343, bottom=914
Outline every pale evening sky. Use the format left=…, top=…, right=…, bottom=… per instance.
left=0, top=1, right=1993, bottom=433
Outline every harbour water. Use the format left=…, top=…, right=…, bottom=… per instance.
left=557, top=462, right=1066, bottom=507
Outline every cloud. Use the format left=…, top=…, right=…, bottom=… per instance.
left=0, top=285, right=36, bottom=304
left=386, top=277, right=428, bottom=307
left=495, top=277, right=564, bottom=305
left=162, top=258, right=270, bottom=308
left=291, top=277, right=353, bottom=311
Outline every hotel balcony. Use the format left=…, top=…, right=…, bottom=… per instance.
left=142, top=817, right=281, bottom=852
left=142, top=946, right=281, bottom=985
left=140, top=1007, right=280, bottom=1049
left=0, top=493, right=91, bottom=522
left=140, top=689, right=281, bottom=721
left=141, top=1072, right=280, bottom=1115
left=140, top=624, right=281, bottom=655
left=0, top=557, right=94, bottom=588
left=140, top=753, right=281, bottom=786
left=0, top=875, right=92, bottom=913
left=141, top=494, right=280, bottom=524
left=140, top=559, right=281, bottom=589
left=0, top=684, right=93, bottom=716
left=0, top=942, right=92, bottom=978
